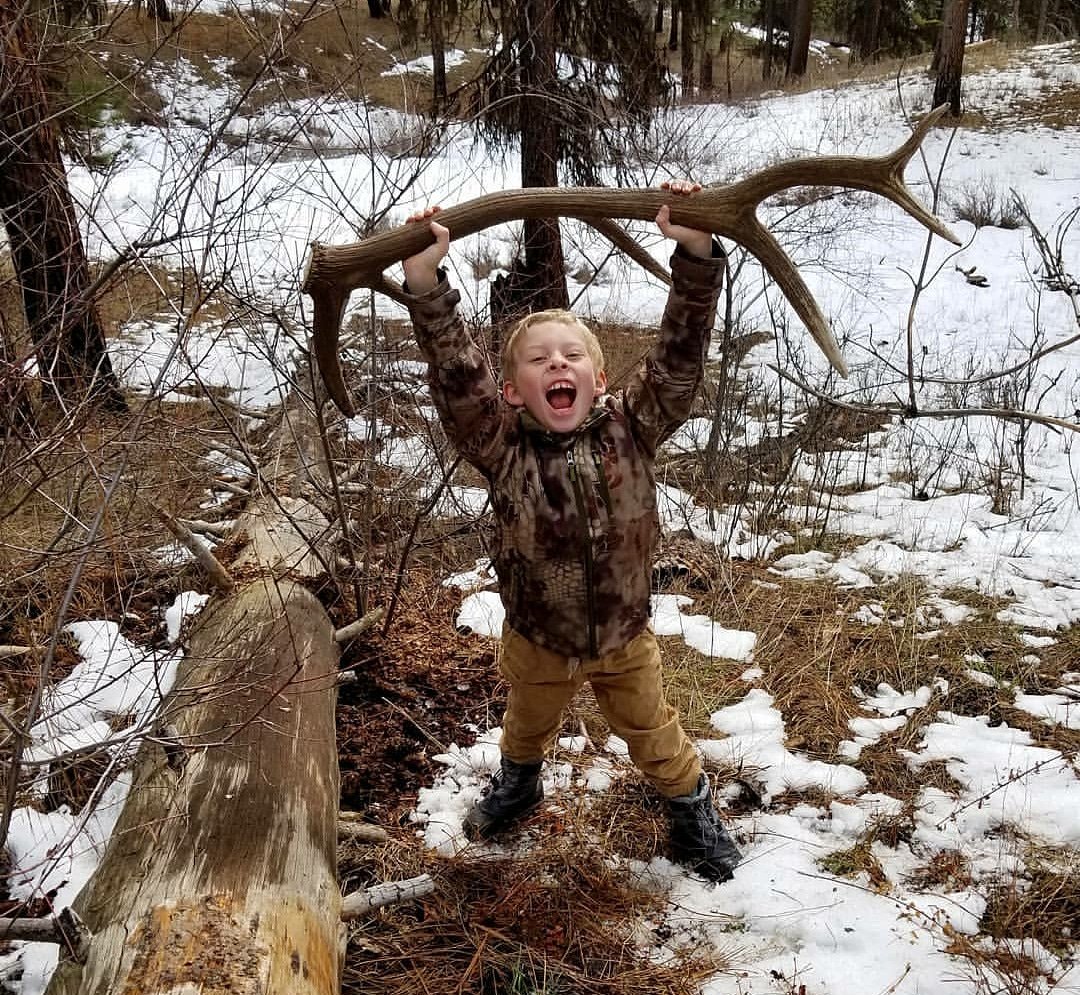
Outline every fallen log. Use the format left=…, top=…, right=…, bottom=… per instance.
left=45, top=403, right=344, bottom=995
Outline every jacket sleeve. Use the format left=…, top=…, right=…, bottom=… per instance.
left=623, top=243, right=725, bottom=456
left=406, top=272, right=511, bottom=476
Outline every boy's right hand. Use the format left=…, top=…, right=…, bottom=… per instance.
left=403, top=206, right=450, bottom=295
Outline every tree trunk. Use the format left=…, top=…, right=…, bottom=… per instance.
left=761, top=0, right=777, bottom=78
left=1, top=311, right=35, bottom=443
left=44, top=404, right=343, bottom=995
left=0, top=1, right=126, bottom=412
left=933, top=0, right=970, bottom=115
left=787, top=0, right=813, bottom=76
left=492, top=0, right=567, bottom=326
left=853, top=0, right=882, bottom=60
left=1009, top=0, right=1021, bottom=39
left=1035, top=0, right=1049, bottom=41
left=680, top=0, right=696, bottom=96
left=668, top=0, right=679, bottom=50
left=654, top=0, right=664, bottom=34
left=396, top=0, right=418, bottom=48
left=428, top=0, right=447, bottom=109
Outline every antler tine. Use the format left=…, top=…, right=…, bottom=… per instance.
left=304, top=110, right=957, bottom=415
left=307, top=269, right=408, bottom=416
left=739, top=217, right=848, bottom=376
left=719, top=104, right=960, bottom=248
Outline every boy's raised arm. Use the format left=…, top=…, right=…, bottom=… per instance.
left=402, top=207, right=449, bottom=294
left=403, top=212, right=509, bottom=475
left=654, top=180, right=713, bottom=260
left=625, top=180, right=724, bottom=453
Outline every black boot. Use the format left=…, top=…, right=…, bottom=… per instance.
left=463, top=758, right=543, bottom=841
left=668, top=774, right=742, bottom=882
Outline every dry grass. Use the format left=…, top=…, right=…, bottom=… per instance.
left=981, top=848, right=1080, bottom=956
left=341, top=832, right=726, bottom=995
left=941, top=847, right=1080, bottom=992
left=0, top=392, right=258, bottom=692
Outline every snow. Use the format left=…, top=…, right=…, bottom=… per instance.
left=2, top=596, right=205, bottom=994
left=6, top=28, right=1080, bottom=995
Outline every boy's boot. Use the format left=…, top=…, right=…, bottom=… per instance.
left=668, top=774, right=742, bottom=882
left=463, top=758, right=543, bottom=841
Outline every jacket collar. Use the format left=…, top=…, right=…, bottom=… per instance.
left=518, top=401, right=611, bottom=444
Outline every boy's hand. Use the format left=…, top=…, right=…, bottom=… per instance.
left=403, top=206, right=450, bottom=294
left=656, top=180, right=713, bottom=259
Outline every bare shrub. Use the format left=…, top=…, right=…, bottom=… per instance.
left=463, top=242, right=504, bottom=282
left=949, top=178, right=1025, bottom=229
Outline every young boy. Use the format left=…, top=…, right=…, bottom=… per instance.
left=402, top=183, right=741, bottom=882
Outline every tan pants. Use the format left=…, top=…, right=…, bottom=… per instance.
left=498, top=626, right=702, bottom=798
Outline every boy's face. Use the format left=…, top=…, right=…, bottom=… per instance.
left=502, top=321, right=607, bottom=433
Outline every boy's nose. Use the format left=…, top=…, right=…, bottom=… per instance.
left=549, top=353, right=568, bottom=368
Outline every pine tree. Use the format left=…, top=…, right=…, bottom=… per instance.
left=468, top=0, right=667, bottom=323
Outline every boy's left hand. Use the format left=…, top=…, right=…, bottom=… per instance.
left=657, top=180, right=713, bottom=258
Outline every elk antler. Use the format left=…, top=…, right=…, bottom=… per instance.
left=303, top=105, right=959, bottom=416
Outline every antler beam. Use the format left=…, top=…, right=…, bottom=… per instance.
left=303, top=106, right=959, bottom=416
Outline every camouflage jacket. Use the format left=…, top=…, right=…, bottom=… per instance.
left=407, top=245, right=724, bottom=659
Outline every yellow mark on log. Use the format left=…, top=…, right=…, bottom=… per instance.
left=124, top=894, right=337, bottom=995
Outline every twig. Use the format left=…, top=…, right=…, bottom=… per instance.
left=149, top=501, right=235, bottom=591
left=212, top=442, right=261, bottom=470
left=334, top=607, right=385, bottom=644
left=0, top=908, right=91, bottom=961
left=934, top=753, right=1067, bottom=830
left=212, top=479, right=251, bottom=497
left=381, top=697, right=448, bottom=754
left=177, top=518, right=234, bottom=538
left=767, top=364, right=1080, bottom=434
left=0, top=645, right=32, bottom=659
left=341, top=874, right=435, bottom=920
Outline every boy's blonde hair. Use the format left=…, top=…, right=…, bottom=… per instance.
left=501, top=309, right=605, bottom=380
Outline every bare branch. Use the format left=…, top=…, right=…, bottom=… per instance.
left=768, top=364, right=1080, bottom=434
left=0, top=645, right=32, bottom=659
left=0, top=908, right=90, bottom=961
left=337, top=817, right=390, bottom=843
left=341, top=873, right=435, bottom=920
left=333, top=607, right=385, bottom=644
left=149, top=500, right=235, bottom=591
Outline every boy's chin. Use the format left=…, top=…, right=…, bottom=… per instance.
left=530, top=403, right=588, bottom=434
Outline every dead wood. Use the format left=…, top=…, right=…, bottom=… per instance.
left=44, top=401, right=344, bottom=995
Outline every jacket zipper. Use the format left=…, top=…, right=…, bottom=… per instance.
left=566, top=443, right=598, bottom=657
left=591, top=448, right=614, bottom=515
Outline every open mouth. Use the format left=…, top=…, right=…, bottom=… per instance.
left=545, top=381, right=577, bottom=411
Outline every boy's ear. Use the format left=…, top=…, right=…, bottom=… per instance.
left=502, top=380, right=524, bottom=406
left=593, top=370, right=608, bottom=397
